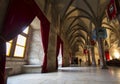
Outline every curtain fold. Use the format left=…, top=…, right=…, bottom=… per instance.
left=56, top=35, right=61, bottom=69
left=61, top=42, right=64, bottom=67
left=30, top=0, right=50, bottom=73
left=2, top=0, right=36, bottom=40
left=56, top=36, right=63, bottom=67
left=0, top=39, right=6, bottom=84
left=0, top=0, right=39, bottom=83
left=0, top=0, right=50, bottom=83
left=105, top=51, right=110, bottom=61
left=39, top=14, right=50, bottom=72
left=40, top=21, right=50, bottom=73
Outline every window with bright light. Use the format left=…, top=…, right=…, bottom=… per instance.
left=14, top=46, right=25, bottom=57
left=14, top=35, right=27, bottom=57
left=6, top=27, right=30, bottom=58
left=23, top=26, right=29, bottom=34
left=16, top=35, right=27, bottom=46
left=6, top=40, right=13, bottom=56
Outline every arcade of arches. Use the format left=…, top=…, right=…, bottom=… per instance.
left=0, top=0, right=120, bottom=84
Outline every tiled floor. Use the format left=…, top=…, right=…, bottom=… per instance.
left=7, top=66, right=120, bottom=84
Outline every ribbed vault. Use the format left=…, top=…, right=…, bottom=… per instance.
left=35, top=0, right=120, bottom=59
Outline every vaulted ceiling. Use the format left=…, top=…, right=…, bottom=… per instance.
left=33, top=0, right=120, bottom=56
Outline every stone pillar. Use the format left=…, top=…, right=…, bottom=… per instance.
left=95, top=21, right=108, bottom=69
left=91, top=46, right=97, bottom=66
left=62, top=57, right=70, bottom=67
left=87, top=49, right=91, bottom=66
left=97, top=38, right=108, bottom=69
left=45, top=0, right=59, bottom=72
left=62, top=44, right=70, bottom=67
left=47, top=25, right=57, bottom=72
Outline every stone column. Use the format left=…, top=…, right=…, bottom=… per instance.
left=62, top=43, right=70, bottom=67
left=97, top=38, right=108, bottom=69
left=62, top=57, right=70, bottom=67
left=91, top=46, right=97, bottom=66
left=87, top=49, right=91, bottom=66
left=46, top=0, right=59, bottom=72
left=95, top=21, right=108, bottom=69
left=47, top=25, right=57, bottom=72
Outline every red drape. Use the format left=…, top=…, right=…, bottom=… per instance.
left=56, top=35, right=64, bottom=68
left=56, top=35, right=64, bottom=67
left=0, top=0, right=50, bottom=83
left=105, top=51, right=110, bottom=61
left=61, top=39, right=64, bottom=67
left=106, top=0, right=117, bottom=20
left=39, top=18, right=50, bottom=73
left=2, top=0, right=37, bottom=40
left=0, top=39, right=6, bottom=84
left=56, top=35, right=61, bottom=69
left=29, top=0, right=50, bottom=73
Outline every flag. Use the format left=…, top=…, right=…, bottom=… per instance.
left=106, top=0, right=117, bottom=20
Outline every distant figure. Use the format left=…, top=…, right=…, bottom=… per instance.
left=79, top=58, right=82, bottom=66
left=74, top=57, right=78, bottom=64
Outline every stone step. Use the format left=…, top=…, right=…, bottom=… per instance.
left=22, top=65, right=42, bottom=73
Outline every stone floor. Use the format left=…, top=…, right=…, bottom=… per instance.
left=7, top=66, right=120, bottom=84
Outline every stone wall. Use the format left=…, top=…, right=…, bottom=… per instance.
left=28, top=29, right=44, bottom=65
left=6, top=58, right=27, bottom=75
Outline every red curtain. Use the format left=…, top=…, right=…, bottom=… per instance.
left=56, top=35, right=61, bottom=69
left=39, top=17, right=50, bottom=73
left=29, top=0, right=50, bottom=73
left=106, top=0, right=117, bottom=20
left=2, top=0, right=37, bottom=40
left=56, top=35, right=64, bottom=68
left=105, top=51, right=110, bottom=61
left=0, top=0, right=50, bottom=83
left=61, top=39, right=64, bottom=67
left=0, top=39, right=6, bottom=84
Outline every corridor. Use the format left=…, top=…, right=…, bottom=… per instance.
left=7, top=67, right=120, bottom=84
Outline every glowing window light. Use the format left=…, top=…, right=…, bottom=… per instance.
left=14, top=46, right=25, bottom=57
left=23, top=27, right=29, bottom=34
left=110, top=56, right=112, bottom=60
left=16, top=35, right=26, bottom=46
left=6, top=42, right=11, bottom=56
left=113, top=50, right=120, bottom=59
left=6, top=40, right=12, bottom=56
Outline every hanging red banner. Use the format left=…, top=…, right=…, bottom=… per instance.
left=105, top=51, right=110, bottom=61
left=106, top=0, right=117, bottom=20
left=84, top=49, right=88, bottom=54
